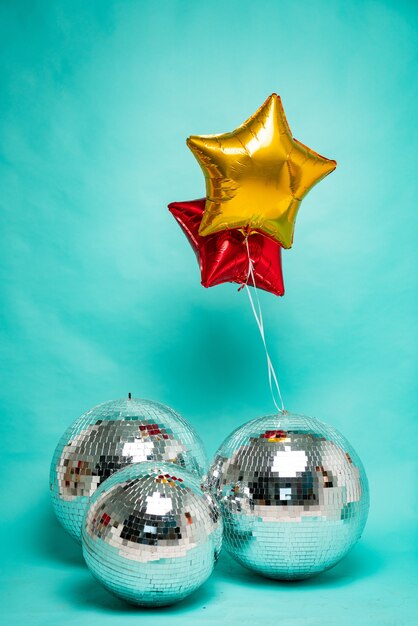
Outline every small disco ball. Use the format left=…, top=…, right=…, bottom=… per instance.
left=207, top=412, right=369, bottom=580
left=50, top=397, right=208, bottom=543
left=82, top=462, right=222, bottom=606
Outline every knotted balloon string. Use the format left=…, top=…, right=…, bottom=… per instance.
left=242, top=236, right=286, bottom=414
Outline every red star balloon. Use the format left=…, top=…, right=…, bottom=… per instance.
left=168, top=199, right=284, bottom=296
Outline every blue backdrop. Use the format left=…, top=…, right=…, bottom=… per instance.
left=1, top=1, right=417, bottom=624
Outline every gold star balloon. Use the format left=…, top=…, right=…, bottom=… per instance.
left=187, top=93, right=336, bottom=248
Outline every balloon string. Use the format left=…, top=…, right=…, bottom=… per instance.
left=242, top=236, right=286, bottom=414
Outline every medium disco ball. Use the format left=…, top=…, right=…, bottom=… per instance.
left=82, top=462, right=222, bottom=606
left=207, top=412, right=369, bottom=580
left=50, top=397, right=208, bottom=543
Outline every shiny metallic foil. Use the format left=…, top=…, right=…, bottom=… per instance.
left=207, top=413, right=369, bottom=580
left=187, top=94, right=336, bottom=248
left=82, top=463, right=222, bottom=606
left=50, top=398, right=208, bottom=543
left=168, top=198, right=285, bottom=296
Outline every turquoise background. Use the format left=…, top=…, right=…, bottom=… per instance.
left=1, top=1, right=417, bottom=624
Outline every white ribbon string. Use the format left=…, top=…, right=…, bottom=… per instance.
left=243, top=236, right=285, bottom=414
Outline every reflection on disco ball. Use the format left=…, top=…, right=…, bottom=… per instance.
left=82, top=462, right=222, bottom=606
left=50, top=398, right=208, bottom=543
left=207, top=412, right=369, bottom=580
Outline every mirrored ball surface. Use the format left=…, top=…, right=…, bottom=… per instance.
left=207, top=413, right=369, bottom=580
left=82, top=463, right=222, bottom=606
left=50, top=398, right=208, bottom=543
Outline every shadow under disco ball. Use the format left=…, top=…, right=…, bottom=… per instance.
left=82, top=462, right=222, bottom=606
left=50, top=397, right=208, bottom=543
left=207, top=412, right=369, bottom=580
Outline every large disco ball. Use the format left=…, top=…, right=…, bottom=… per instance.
left=50, top=397, right=208, bottom=543
left=82, top=462, right=222, bottom=606
left=207, top=412, right=369, bottom=580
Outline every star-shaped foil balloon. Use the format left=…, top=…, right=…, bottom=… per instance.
left=168, top=199, right=284, bottom=296
left=187, top=93, right=336, bottom=248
